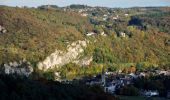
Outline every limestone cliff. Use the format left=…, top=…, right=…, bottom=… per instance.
left=0, top=60, right=33, bottom=77
left=38, top=40, right=92, bottom=71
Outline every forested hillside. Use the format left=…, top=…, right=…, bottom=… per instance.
left=0, top=6, right=92, bottom=65
left=0, top=6, right=170, bottom=79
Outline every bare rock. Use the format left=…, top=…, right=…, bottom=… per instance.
left=74, top=56, right=93, bottom=66
left=1, top=61, right=33, bottom=77
left=38, top=40, right=90, bottom=71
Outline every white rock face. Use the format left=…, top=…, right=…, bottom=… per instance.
left=38, top=40, right=92, bottom=71
left=1, top=61, right=33, bottom=77
left=74, top=56, right=93, bottom=66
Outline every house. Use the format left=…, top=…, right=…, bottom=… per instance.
left=125, top=14, right=128, bottom=16
left=128, top=73, right=137, bottom=79
left=119, top=32, right=126, bottom=37
left=100, top=31, right=107, bottom=36
left=143, top=90, right=159, bottom=97
left=103, top=14, right=107, bottom=17
left=81, top=13, right=88, bottom=17
left=156, top=70, right=168, bottom=75
left=159, top=70, right=168, bottom=75
left=78, top=9, right=83, bottom=13
left=61, top=80, right=71, bottom=84
left=138, top=72, right=146, bottom=77
left=55, top=72, right=60, bottom=80
left=116, top=15, right=119, bottom=18
left=104, top=83, right=116, bottom=94
left=103, top=17, right=107, bottom=21
left=120, top=78, right=132, bottom=86
left=63, top=8, right=66, bottom=12
left=113, top=17, right=118, bottom=20
left=105, top=71, right=117, bottom=76
left=86, top=32, right=96, bottom=36
left=0, top=25, right=7, bottom=34
left=119, top=70, right=123, bottom=73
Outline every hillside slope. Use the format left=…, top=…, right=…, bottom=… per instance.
left=0, top=6, right=92, bottom=65
left=0, top=6, right=170, bottom=79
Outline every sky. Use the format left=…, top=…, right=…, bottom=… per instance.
left=0, top=0, right=170, bottom=8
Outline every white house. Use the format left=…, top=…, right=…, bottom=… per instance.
left=78, top=9, right=83, bottom=13
left=143, top=90, right=159, bottom=97
left=128, top=73, right=137, bottom=78
left=86, top=32, right=96, bottom=36
left=81, top=13, right=88, bottom=17
left=113, top=17, right=118, bottom=20
left=125, top=14, right=129, bottom=16
left=105, top=71, right=116, bottom=76
left=101, top=31, right=107, bottom=36
left=157, top=70, right=168, bottom=75
left=104, top=83, right=116, bottom=94
left=55, top=72, right=61, bottom=80
left=103, top=14, right=108, bottom=17
left=63, top=8, right=66, bottom=12
left=103, top=18, right=107, bottom=21
left=0, top=25, right=7, bottom=34
left=119, top=32, right=126, bottom=37
left=139, top=72, right=146, bottom=77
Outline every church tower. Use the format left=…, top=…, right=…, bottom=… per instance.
left=101, top=67, right=106, bottom=86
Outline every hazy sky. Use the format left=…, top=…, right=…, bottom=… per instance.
left=0, top=0, right=170, bottom=8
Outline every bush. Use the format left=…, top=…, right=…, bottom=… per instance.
left=117, top=85, right=139, bottom=96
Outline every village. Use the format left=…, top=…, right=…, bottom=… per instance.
left=61, top=66, right=170, bottom=98
left=61, top=5, right=137, bottom=38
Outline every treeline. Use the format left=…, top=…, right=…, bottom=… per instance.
left=0, top=74, right=117, bottom=100
left=69, top=4, right=90, bottom=9
left=129, top=11, right=170, bottom=34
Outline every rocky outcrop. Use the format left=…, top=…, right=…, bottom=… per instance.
left=0, top=60, right=33, bottom=77
left=38, top=40, right=92, bottom=71
left=74, top=56, right=93, bottom=66
left=0, top=25, right=7, bottom=34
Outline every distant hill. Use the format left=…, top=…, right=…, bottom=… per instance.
left=68, top=4, right=90, bottom=9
